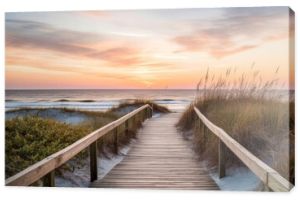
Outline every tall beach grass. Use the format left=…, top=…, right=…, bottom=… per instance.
left=177, top=67, right=294, bottom=184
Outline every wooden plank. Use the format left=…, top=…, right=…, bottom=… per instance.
left=194, top=107, right=293, bottom=191
left=118, top=162, right=199, bottom=166
left=106, top=173, right=210, bottom=177
left=107, top=172, right=211, bottom=176
left=109, top=168, right=208, bottom=171
left=95, top=186, right=218, bottom=189
left=115, top=160, right=199, bottom=163
left=126, top=153, right=194, bottom=157
left=94, top=180, right=218, bottom=184
left=92, top=182, right=219, bottom=189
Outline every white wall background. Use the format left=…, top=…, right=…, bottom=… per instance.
left=0, top=0, right=298, bottom=200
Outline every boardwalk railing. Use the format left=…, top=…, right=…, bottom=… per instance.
left=194, top=107, right=294, bottom=192
left=6, top=104, right=153, bottom=187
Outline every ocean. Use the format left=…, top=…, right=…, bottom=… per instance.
left=5, top=89, right=197, bottom=112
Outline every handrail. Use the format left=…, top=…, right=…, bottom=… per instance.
left=6, top=104, right=152, bottom=186
left=194, top=106, right=293, bottom=192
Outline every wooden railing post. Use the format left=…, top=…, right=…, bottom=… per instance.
left=131, top=115, right=135, bottom=130
left=150, top=106, right=153, bottom=118
left=201, top=122, right=206, bottom=152
left=218, top=139, right=226, bottom=178
left=125, top=119, right=129, bottom=136
left=141, top=110, right=144, bottom=122
left=147, top=107, right=151, bottom=118
left=144, top=109, right=147, bottom=120
left=204, top=125, right=208, bottom=146
left=90, top=141, right=98, bottom=182
left=43, top=170, right=55, bottom=187
left=114, top=127, right=119, bottom=154
left=137, top=112, right=141, bottom=126
left=145, top=108, right=148, bottom=119
left=149, top=106, right=153, bottom=118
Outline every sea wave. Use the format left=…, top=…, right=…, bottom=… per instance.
left=55, top=99, right=96, bottom=102
left=5, top=98, right=192, bottom=112
left=5, top=101, right=120, bottom=112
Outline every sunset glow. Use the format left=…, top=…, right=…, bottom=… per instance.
left=5, top=7, right=294, bottom=89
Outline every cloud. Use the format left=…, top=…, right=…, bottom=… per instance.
left=86, top=47, right=142, bottom=66
left=6, top=53, right=135, bottom=81
left=172, top=7, right=289, bottom=58
left=6, top=19, right=141, bottom=66
left=6, top=54, right=79, bottom=73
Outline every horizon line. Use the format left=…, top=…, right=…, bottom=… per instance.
left=5, top=88, right=293, bottom=91
left=5, top=88, right=197, bottom=90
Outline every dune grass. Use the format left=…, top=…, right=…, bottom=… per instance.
left=5, top=100, right=168, bottom=178
left=176, top=67, right=294, bottom=183
left=109, top=99, right=170, bottom=114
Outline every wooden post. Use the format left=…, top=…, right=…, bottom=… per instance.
left=43, top=170, right=55, bottom=187
left=131, top=115, right=137, bottom=138
left=98, top=138, right=104, bottom=153
left=143, top=109, right=147, bottom=120
left=89, top=141, right=98, bottom=182
left=141, top=110, right=144, bottom=122
left=125, top=120, right=129, bottom=136
left=139, top=111, right=142, bottom=123
left=148, top=107, right=151, bottom=118
left=150, top=106, right=153, bottom=118
left=218, top=139, right=226, bottom=178
left=114, top=127, right=119, bottom=154
left=198, top=120, right=202, bottom=152
left=136, top=112, right=140, bottom=127
left=131, top=115, right=134, bottom=130
left=145, top=108, right=148, bottom=118
left=203, top=124, right=207, bottom=142
left=128, top=118, right=132, bottom=136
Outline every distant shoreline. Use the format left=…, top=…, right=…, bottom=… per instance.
left=5, top=88, right=294, bottom=91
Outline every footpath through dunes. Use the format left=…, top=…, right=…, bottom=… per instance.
left=91, top=112, right=219, bottom=190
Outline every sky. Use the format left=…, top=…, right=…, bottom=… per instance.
left=5, top=7, right=294, bottom=89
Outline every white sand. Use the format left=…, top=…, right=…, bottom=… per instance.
left=55, top=144, right=133, bottom=187
left=207, top=164, right=262, bottom=191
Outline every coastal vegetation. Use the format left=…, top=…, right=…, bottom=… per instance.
left=109, top=99, right=171, bottom=114
left=176, top=68, right=294, bottom=183
left=5, top=117, right=90, bottom=178
left=5, top=100, right=169, bottom=178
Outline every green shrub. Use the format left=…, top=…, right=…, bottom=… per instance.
left=5, top=116, right=89, bottom=178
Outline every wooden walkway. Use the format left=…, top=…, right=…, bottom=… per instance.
left=91, top=113, right=219, bottom=190
left=7, top=104, right=292, bottom=191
